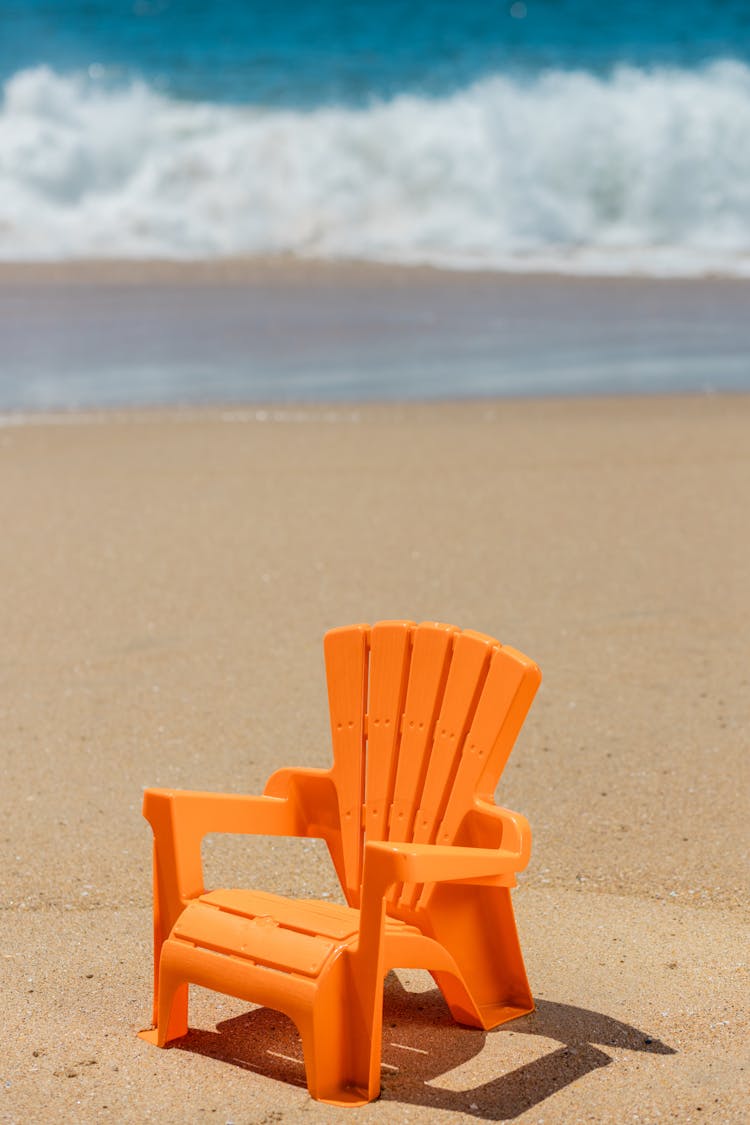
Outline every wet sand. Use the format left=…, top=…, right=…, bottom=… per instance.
left=2, top=260, right=750, bottom=409
left=0, top=395, right=748, bottom=1122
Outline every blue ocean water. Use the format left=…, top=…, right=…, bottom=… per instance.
left=1, top=0, right=750, bottom=272
left=2, top=0, right=750, bottom=106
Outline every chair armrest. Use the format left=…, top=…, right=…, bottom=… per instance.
left=262, top=766, right=340, bottom=833
left=142, top=787, right=305, bottom=940
left=363, top=838, right=528, bottom=894
left=143, top=787, right=301, bottom=840
left=472, top=801, right=531, bottom=864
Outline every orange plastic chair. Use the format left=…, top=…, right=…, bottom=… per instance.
left=138, top=621, right=541, bottom=1105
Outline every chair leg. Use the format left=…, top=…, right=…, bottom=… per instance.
left=294, top=958, right=383, bottom=1106
left=160, top=980, right=189, bottom=1044
left=429, top=968, right=486, bottom=1028
left=427, top=885, right=533, bottom=1029
left=138, top=978, right=188, bottom=1046
left=140, top=943, right=189, bottom=1046
left=297, top=1016, right=377, bottom=1105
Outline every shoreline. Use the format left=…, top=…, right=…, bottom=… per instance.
left=1, top=388, right=749, bottom=429
left=2, top=254, right=750, bottom=288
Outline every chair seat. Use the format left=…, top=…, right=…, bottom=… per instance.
left=171, top=889, right=419, bottom=981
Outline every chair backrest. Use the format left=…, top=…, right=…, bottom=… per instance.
left=324, top=620, right=541, bottom=912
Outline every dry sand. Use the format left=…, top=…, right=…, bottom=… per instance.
left=0, top=395, right=748, bottom=1123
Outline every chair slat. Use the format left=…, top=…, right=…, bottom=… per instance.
left=200, top=889, right=361, bottom=940
left=324, top=623, right=369, bottom=904
left=435, top=644, right=528, bottom=846
left=174, top=900, right=336, bottom=977
left=411, top=630, right=493, bottom=847
left=387, top=622, right=457, bottom=844
left=364, top=620, right=413, bottom=844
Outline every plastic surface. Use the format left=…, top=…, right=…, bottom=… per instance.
left=138, top=620, right=541, bottom=1105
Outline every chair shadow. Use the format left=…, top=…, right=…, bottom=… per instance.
left=175, top=973, right=675, bottom=1119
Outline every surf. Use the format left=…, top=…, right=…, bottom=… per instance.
left=2, top=60, right=750, bottom=274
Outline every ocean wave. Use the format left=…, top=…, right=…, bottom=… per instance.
left=2, top=61, right=750, bottom=274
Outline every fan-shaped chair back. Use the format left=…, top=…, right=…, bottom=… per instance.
left=324, top=620, right=541, bottom=911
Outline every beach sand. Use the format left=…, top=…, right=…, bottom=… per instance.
left=1, top=394, right=748, bottom=1123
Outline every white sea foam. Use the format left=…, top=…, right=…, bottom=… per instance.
left=2, top=61, right=750, bottom=274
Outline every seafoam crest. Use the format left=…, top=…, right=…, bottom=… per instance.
left=1, top=61, right=750, bottom=274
